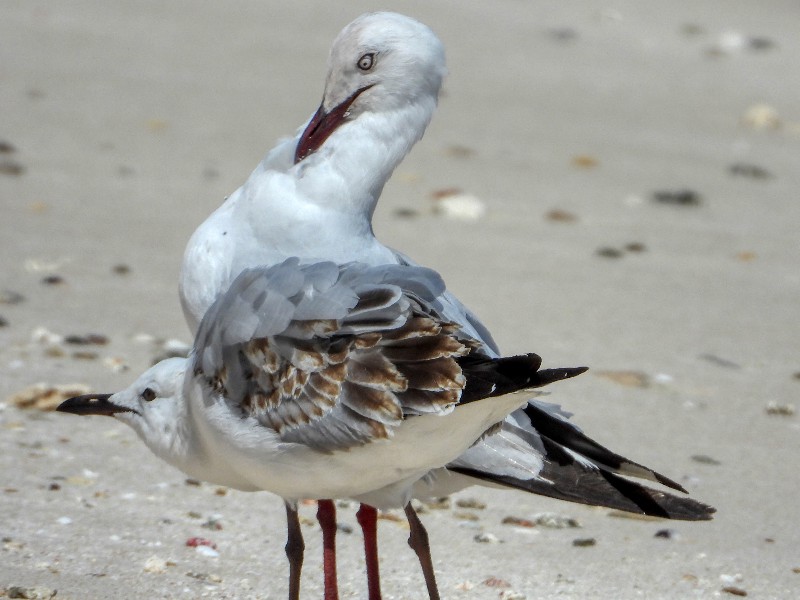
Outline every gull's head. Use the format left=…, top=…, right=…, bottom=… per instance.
left=57, top=358, right=189, bottom=462
left=295, top=12, right=446, bottom=163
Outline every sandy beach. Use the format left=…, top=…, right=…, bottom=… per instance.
left=2, top=1, right=799, bottom=598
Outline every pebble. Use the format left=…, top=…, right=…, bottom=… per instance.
left=56, top=516, right=72, bottom=525
left=596, top=370, right=650, bottom=388
left=0, top=140, right=16, bottom=153
left=572, top=537, right=596, bottom=547
left=5, top=586, right=57, bottom=599
left=0, top=159, right=25, bottom=176
left=654, top=528, right=679, bottom=540
left=0, top=315, right=7, bottom=327
left=7, top=382, right=92, bottom=411
left=482, top=577, right=511, bottom=588
left=473, top=532, right=501, bottom=544
left=40, top=275, right=65, bottom=286
left=729, top=163, right=773, bottom=179
left=195, top=545, right=220, bottom=558
left=721, top=586, right=748, bottom=597
left=531, top=513, right=581, bottom=529
left=432, top=189, right=487, bottom=221
left=652, top=189, right=702, bottom=206
left=765, top=401, right=795, bottom=416
left=571, top=154, right=598, bottom=168
left=596, top=247, right=624, bottom=259
left=112, top=264, right=132, bottom=275
left=0, top=290, right=25, bottom=305
left=143, top=555, right=175, bottom=573
left=545, top=209, right=578, bottom=223
left=31, top=326, right=63, bottom=346
left=455, top=497, right=486, bottom=510
left=691, top=454, right=722, bottom=465
left=741, top=104, right=781, bottom=130
left=499, top=591, right=526, bottom=600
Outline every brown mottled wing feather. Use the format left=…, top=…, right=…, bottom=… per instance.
left=192, top=259, right=474, bottom=452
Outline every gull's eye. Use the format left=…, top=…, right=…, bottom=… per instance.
left=357, top=53, right=375, bottom=71
left=142, top=388, right=157, bottom=402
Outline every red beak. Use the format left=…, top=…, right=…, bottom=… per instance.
left=294, top=85, right=374, bottom=164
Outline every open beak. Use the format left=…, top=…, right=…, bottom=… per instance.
left=57, top=393, right=138, bottom=417
left=294, top=84, right=374, bottom=164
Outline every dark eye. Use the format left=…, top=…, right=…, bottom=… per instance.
left=357, top=53, right=375, bottom=71
left=142, top=388, right=156, bottom=402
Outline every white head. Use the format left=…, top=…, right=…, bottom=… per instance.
left=295, top=12, right=446, bottom=163
left=58, top=358, right=191, bottom=467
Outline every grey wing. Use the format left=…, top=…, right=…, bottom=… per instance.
left=193, top=258, right=474, bottom=452
left=392, top=249, right=501, bottom=357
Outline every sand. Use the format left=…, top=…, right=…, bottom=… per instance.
left=2, top=1, right=799, bottom=598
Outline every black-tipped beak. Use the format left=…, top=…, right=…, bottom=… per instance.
left=57, top=393, right=137, bottom=417
left=294, top=84, right=374, bottom=164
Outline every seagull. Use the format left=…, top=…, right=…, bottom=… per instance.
left=58, top=258, right=587, bottom=599
left=173, top=10, right=714, bottom=599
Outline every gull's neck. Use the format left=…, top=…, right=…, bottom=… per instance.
left=293, top=97, right=437, bottom=222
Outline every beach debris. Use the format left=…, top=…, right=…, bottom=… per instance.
left=546, top=27, right=579, bottom=42
left=453, top=511, right=480, bottom=521
left=455, top=497, right=486, bottom=510
left=545, top=209, right=578, bottom=223
left=531, top=513, right=581, bottom=529
left=186, top=537, right=217, bottom=550
left=186, top=571, right=223, bottom=583
left=432, top=188, right=487, bottom=221
left=765, top=401, right=795, bottom=417
left=64, top=333, right=109, bottom=345
left=654, top=528, right=679, bottom=540
left=41, top=275, right=65, bottom=286
left=0, top=159, right=25, bottom=177
left=5, top=586, right=57, bottom=599
left=393, top=207, right=420, bottom=219
left=706, top=31, right=775, bottom=56
left=444, top=144, right=476, bottom=158
left=8, top=382, right=92, bottom=411
left=624, top=242, right=647, bottom=252
left=596, top=247, right=623, bottom=259
left=424, top=497, right=451, bottom=510
left=483, top=577, right=511, bottom=588
left=652, top=189, right=702, bottom=206
left=728, top=163, right=773, bottom=179
left=699, top=353, right=741, bottom=369
left=0, top=290, right=25, bottom=305
left=691, top=454, right=722, bottom=465
left=502, top=516, right=535, bottom=528
left=571, top=154, right=598, bottom=169
left=572, top=537, right=596, bottom=547
left=596, top=370, right=650, bottom=388
left=143, top=555, right=176, bottom=573
left=201, top=515, right=223, bottom=531
left=741, top=104, right=781, bottom=130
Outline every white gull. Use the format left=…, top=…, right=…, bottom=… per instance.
left=58, top=258, right=586, bottom=598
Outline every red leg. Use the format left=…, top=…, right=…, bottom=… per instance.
left=356, top=504, right=382, bottom=600
left=317, top=499, right=339, bottom=600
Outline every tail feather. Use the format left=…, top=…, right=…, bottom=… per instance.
left=458, top=353, right=588, bottom=403
left=521, top=402, right=687, bottom=492
left=451, top=434, right=715, bottom=521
